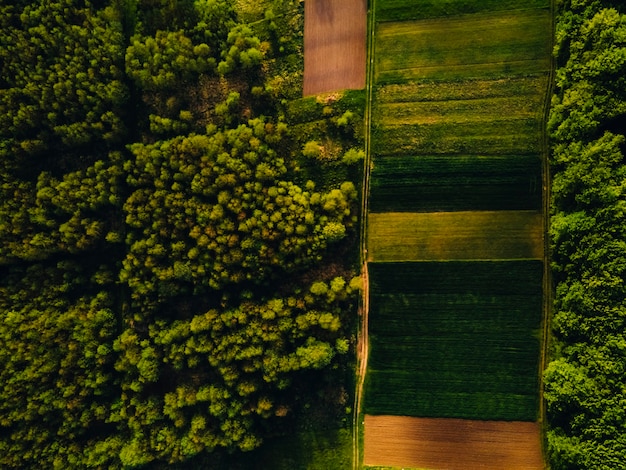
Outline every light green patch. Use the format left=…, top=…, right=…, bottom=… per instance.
left=367, top=210, right=543, bottom=261
left=375, top=10, right=552, bottom=83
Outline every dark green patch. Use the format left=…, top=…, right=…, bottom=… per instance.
left=369, top=155, right=542, bottom=212
left=364, top=261, right=542, bottom=421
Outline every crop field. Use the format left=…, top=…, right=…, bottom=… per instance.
left=360, top=0, right=551, bottom=466
left=367, top=211, right=543, bottom=261
left=370, top=76, right=549, bottom=158
left=369, top=155, right=542, bottom=212
left=375, top=10, right=552, bottom=84
left=363, top=261, right=543, bottom=420
left=364, top=416, right=544, bottom=469
left=375, top=0, right=549, bottom=22
left=303, top=0, right=367, bottom=95
left=372, top=118, right=543, bottom=156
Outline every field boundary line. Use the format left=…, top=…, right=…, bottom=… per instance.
left=539, top=0, right=556, bottom=464
left=353, top=0, right=376, bottom=467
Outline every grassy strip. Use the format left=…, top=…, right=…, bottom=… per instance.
left=376, top=0, right=549, bottom=22
left=375, top=76, right=548, bottom=103
left=374, top=95, right=543, bottom=125
left=367, top=211, right=543, bottom=261
left=372, top=119, right=542, bottom=156
left=364, top=261, right=542, bottom=421
left=375, top=10, right=551, bottom=83
left=368, top=155, right=541, bottom=212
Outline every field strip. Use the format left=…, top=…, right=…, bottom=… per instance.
left=375, top=76, right=549, bottom=103
left=375, top=95, right=543, bottom=125
left=367, top=211, right=543, bottom=261
left=303, top=0, right=367, bottom=95
left=375, top=10, right=551, bottom=77
left=375, top=0, right=550, bottom=22
left=363, top=415, right=544, bottom=470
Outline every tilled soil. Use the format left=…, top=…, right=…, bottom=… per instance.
left=303, top=0, right=367, bottom=95
left=364, top=415, right=544, bottom=469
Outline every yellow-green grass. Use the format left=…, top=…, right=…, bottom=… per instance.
left=368, top=154, right=542, bottom=212
left=375, top=76, right=549, bottom=104
left=364, top=260, right=543, bottom=420
left=367, top=210, right=543, bottom=261
left=376, top=0, right=550, bottom=22
left=375, top=10, right=552, bottom=83
left=374, top=94, right=544, bottom=126
left=372, top=118, right=542, bottom=156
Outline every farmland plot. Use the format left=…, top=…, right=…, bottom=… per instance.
left=303, top=0, right=367, bottom=95
left=364, top=261, right=543, bottom=420
left=364, top=416, right=544, bottom=469
left=368, top=154, right=542, bottom=212
left=359, top=0, right=552, bottom=467
left=376, top=0, right=550, bottom=22
left=375, top=10, right=552, bottom=84
left=367, top=211, right=543, bottom=261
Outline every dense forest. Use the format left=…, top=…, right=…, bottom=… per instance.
left=545, top=0, right=626, bottom=468
left=0, top=0, right=364, bottom=467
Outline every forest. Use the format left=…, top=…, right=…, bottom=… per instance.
left=545, top=0, right=626, bottom=468
left=0, top=0, right=364, bottom=467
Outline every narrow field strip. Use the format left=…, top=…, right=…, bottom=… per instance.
left=378, top=59, right=552, bottom=84
left=375, top=10, right=552, bottom=82
left=369, top=154, right=541, bottom=212
left=367, top=211, right=543, bottom=261
left=303, top=0, right=367, bottom=95
left=375, top=75, right=549, bottom=104
left=368, top=260, right=543, bottom=295
left=372, top=119, right=542, bottom=156
left=363, top=416, right=544, bottom=470
left=376, top=0, right=550, bottom=22
left=375, top=95, right=543, bottom=125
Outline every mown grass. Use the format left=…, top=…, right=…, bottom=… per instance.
left=376, top=0, right=549, bottom=22
left=369, top=155, right=541, bottom=212
left=367, top=211, right=543, bottom=261
left=364, top=261, right=543, bottom=421
left=375, top=10, right=552, bottom=83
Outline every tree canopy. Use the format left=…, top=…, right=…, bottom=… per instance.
left=545, top=1, right=626, bottom=468
left=0, top=0, right=363, bottom=467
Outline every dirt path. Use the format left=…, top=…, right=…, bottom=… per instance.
left=364, top=415, right=545, bottom=469
left=352, top=262, right=369, bottom=469
left=352, top=1, right=377, bottom=466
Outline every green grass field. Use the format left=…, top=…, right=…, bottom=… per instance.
left=367, top=211, right=543, bottom=261
left=375, top=10, right=552, bottom=83
left=364, top=261, right=543, bottom=421
left=375, top=0, right=550, bottom=22
left=369, top=154, right=542, bottom=212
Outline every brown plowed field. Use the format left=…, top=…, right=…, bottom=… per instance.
left=303, top=0, right=367, bottom=96
left=364, top=415, right=544, bottom=469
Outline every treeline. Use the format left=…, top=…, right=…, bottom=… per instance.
left=0, top=0, right=364, bottom=467
left=545, top=0, right=626, bottom=468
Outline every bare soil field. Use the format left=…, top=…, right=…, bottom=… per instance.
left=364, top=415, right=544, bottom=470
left=303, top=0, right=367, bottom=95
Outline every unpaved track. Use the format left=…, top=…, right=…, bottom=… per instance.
left=364, top=415, right=545, bottom=470
left=303, top=0, right=367, bottom=95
